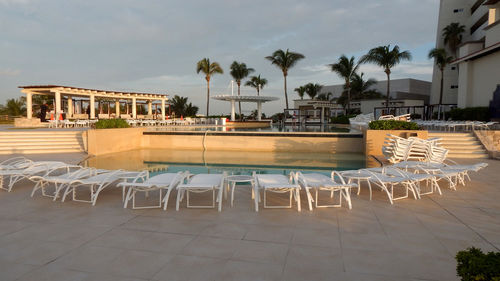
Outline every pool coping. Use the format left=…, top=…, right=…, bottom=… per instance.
left=143, top=131, right=363, bottom=138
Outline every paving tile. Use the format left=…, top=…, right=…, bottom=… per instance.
left=105, top=249, right=174, bottom=279
left=199, top=222, right=249, bottom=239
left=153, top=255, right=227, bottom=281
left=243, top=225, right=294, bottom=244
left=0, top=261, right=37, bottom=281
left=231, top=240, right=288, bottom=265
left=181, top=236, right=239, bottom=259
left=216, top=260, right=283, bottom=281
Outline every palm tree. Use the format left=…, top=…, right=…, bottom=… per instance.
left=196, top=58, right=224, bottom=116
left=361, top=45, right=412, bottom=108
left=305, top=83, right=323, bottom=100
left=294, top=86, right=306, bottom=100
left=245, top=75, right=268, bottom=96
left=429, top=48, right=454, bottom=119
left=350, top=73, right=380, bottom=99
left=230, top=61, right=254, bottom=120
left=317, top=92, right=333, bottom=101
left=265, top=49, right=305, bottom=109
left=0, top=98, right=26, bottom=116
left=329, top=55, right=359, bottom=113
left=443, top=22, right=465, bottom=56
left=170, top=95, right=199, bottom=117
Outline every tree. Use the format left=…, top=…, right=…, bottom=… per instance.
left=428, top=48, right=453, bottom=119
left=361, top=45, right=412, bottom=108
left=305, top=83, right=323, bottom=100
left=170, top=95, right=198, bottom=117
left=350, top=72, right=381, bottom=100
left=0, top=98, right=26, bottom=116
left=443, top=22, right=465, bottom=56
left=196, top=58, right=223, bottom=116
left=294, top=86, right=306, bottom=100
left=317, top=92, right=333, bottom=101
left=265, top=49, right=305, bottom=109
left=245, top=74, right=268, bottom=96
left=329, top=55, right=359, bottom=113
left=230, top=61, right=254, bottom=120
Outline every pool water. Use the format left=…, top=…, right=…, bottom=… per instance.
left=84, top=149, right=367, bottom=176
left=149, top=124, right=358, bottom=133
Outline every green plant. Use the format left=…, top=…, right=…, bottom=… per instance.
left=331, top=114, right=356, bottom=124
left=94, top=119, right=130, bottom=129
left=448, top=107, right=490, bottom=122
left=196, top=58, right=224, bottom=116
left=368, top=120, right=421, bottom=130
left=456, top=247, right=500, bottom=281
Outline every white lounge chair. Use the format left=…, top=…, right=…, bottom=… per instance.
left=61, top=170, right=143, bottom=205
left=0, top=157, right=32, bottom=170
left=363, top=169, right=419, bottom=204
left=118, top=172, right=186, bottom=210
left=176, top=172, right=227, bottom=211
left=0, top=162, right=69, bottom=192
left=29, top=167, right=98, bottom=199
left=253, top=172, right=301, bottom=211
left=295, top=171, right=355, bottom=210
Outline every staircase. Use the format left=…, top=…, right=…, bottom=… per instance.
left=428, top=132, right=488, bottom=159
left=0, top=131, right=86, bottom=154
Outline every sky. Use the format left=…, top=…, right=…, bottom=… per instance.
left=0, top=0, right=440, bottom=115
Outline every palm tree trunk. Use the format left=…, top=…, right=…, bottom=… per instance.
left=257, top=88, right=260, bottom=96
left=206, top=80, right=210, bottom=116
left=386, top=72, right=391, bottom=110
left=439, top=69, right=444, bottom=120
left=238, top=83, right=242, bottom=121
left=284, top=74, right=289, bottom=109
left=346, top=80, right=351, bottom=114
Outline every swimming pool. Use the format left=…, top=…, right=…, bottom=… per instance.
left=84, top=149, right=368, bottom=176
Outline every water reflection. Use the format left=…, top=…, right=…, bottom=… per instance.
left=149, top=124, right=357, bottom=133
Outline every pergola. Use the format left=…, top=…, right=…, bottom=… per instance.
left=19, top=85, right=169, bottom=120
left=212, top=95, right=278, bottom=121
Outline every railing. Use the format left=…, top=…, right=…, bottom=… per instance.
left=373, top=104, right=457, bottom=120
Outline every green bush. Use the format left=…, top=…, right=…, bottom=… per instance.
left=448, top=107, right=490, bottom=122
left=331, top=114, right=356, bottom=124
left=456, top=247, right=500, bottom=281
left=95, top=119, right=130, bottom=129
left=368, top=120, right=421, bottom=130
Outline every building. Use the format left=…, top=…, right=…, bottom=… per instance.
left=431, top=0, right=500, bottom=107
left=320, top=78, right=431, bottom=103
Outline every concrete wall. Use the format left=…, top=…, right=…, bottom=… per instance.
left=87, top=128, right=146, bottom=156
left=365, top=130, right=428, bottom=156
left=457, top=51, right=500, bottom=107
left=145, top=133, right=363, bottom=153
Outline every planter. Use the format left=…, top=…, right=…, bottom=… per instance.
left=365, top=130, right=428, bottom=156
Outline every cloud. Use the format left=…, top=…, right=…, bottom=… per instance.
left=0, top=69, right=21, bottom=76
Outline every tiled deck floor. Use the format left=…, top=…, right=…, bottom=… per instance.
left=0, top=154, right=499, bottom=281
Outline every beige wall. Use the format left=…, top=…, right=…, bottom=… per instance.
left=457, top=51, right=500, bottom=108
left=87, top=128, right=145, bottom=156
left=365, top=130, right=428, bottom=156
left=86, top=128, right=363, bottom=155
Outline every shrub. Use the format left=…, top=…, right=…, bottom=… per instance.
left=368, top=120, right=421, bottom=130
left=331, top=114, right=356, bottom=124
left=456, top=247, right=500, bottom=281
left=95, top=119, right=130, bottom=129
left=448, top=107, right=490, bottom=121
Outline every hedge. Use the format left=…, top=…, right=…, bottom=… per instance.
left=331, top=114, right=356, bottom=124
left=448, top=107, right=490, bottom=122
left=456, top=247, right=500, bottom=281
left=95, top=119, right=130, bottom=129
left=368, top=120, right=421, bottom=130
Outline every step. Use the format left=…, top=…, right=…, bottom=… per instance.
left=439, top=141, right=482, bottom=146
left=0, top=148, right=84, bottom=155
left=428, top=132, right=473, bottom=137
left=440, top=144, right=484, bottom=151
left=447, top=152, right=489, bottom=159
left=433, top=136, right=477, bottom=142
left=0, top=142, right=83, bottom=147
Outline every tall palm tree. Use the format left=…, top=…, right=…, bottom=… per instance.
left=329, top=55, right=359, bottom=113
left=443, top=22, right=465, bottom=56
left=230, top=61, right=254, bottom=120
left=429, top=48, right=454, bottom=119
left=245, top=74, right=268, bottom=96
left=294, top=86, right=306, bottom=100
left=305, top=83, right=323, bottom=100
left=317, top=92, right=333, bottom=101
left=361, top=45, right=412, bottom=108
left=196, top=58, right=223, bottom=116
left=265, top=49, right=305, bottom=109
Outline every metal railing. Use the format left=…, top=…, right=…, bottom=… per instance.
left=373, top=104, right=457, bottom=120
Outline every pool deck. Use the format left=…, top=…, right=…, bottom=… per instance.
left=0, top=153, right=499, bottom=281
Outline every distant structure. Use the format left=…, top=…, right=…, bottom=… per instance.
left=320, top=78, right=431, bottom=103
left=432, top=0, right=500, bottom=108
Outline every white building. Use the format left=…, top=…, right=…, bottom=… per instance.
left=431, top=0, right=500, bottom=107
left=320, top=78, right=431, bottom=103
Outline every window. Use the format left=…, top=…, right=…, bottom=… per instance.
left=451, top=85, right=459, bottom=89
left=453, top=8, right=464, bottom=13
left=451, top=66, right=456, bottom=70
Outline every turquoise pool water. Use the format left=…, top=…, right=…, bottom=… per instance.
left=85, top=149, right=367, bottom=176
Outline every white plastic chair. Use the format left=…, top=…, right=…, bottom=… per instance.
left=253, top=172, right=301, bottom=211
left=176, top=172, right=227, bottom=212
left=295, top=171, right=355, bottom=210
